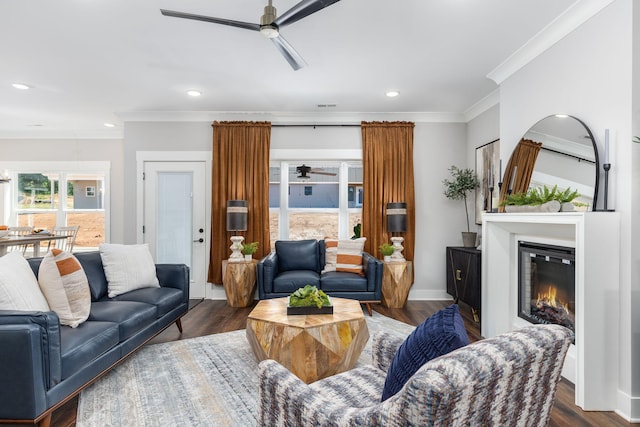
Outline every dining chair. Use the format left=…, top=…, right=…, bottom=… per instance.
left=49, top=225, right=80, bottom=252
left=7, top=226, right=33, bottom=255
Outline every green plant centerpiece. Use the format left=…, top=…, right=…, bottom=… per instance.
left=241, top=241, right=259, bottom=256
left=287, top=285, right=333, bottom=314
left=442, top=165, right=480, bottom=247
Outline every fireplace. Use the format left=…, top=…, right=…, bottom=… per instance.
left=482, top=212, right=620, bottom=411
left=518, top=241, right=575, bottom=336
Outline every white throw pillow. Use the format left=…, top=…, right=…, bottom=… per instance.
left=38, top=249, right=91, bottom=328
left=99, top=243, right=160, bottom=298
left=0, top=251, right=50, bottom=311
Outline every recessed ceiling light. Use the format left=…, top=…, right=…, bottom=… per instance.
left=187, top=90, right=201, bottom=97
left=386, top=91, right=399, bottom=98
left=12, top=83, right=30, bottom=90
left=554, top=114, right=569, bottom=118
left=104, top=123, right=116, bottom=128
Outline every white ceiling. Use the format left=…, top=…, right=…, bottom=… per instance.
left=0, top=0, right=587, bottom=138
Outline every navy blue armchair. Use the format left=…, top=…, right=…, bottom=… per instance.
left=257, top=239, right=382, bottom=315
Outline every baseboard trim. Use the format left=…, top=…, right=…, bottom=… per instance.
left=616, top=389, right=640, bottom=422
left=406, top=289, right=453, bottom=301
left=204, top=285, right=454, bottom=302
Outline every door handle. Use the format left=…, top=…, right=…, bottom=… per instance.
left=193, top=238, right=204, bottom=243
left=455, top=269, right=462, bottom=281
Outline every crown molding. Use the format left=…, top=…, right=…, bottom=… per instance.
left=463, top=88, right=500, bottom=122
left=117, top=110, right=467, bottom=124
left=487, top=0, right=616, bottom=85
left=0, top=129, right=123, bottom=140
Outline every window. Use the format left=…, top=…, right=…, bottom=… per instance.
left=269, top=161, right=362, bottom=245
left=5, top=162, right=109, bottom=252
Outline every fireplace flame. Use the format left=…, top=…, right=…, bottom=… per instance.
left=536, top=285, right=570, bottom=312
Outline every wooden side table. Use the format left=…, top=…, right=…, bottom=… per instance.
left=222, top=259, right=257, bottom=307
left=381, top=260, right=413, bottom=308
left=246, top=297, right=369, bottom=383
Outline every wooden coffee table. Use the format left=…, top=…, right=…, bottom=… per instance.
left=246, top=297, right=369, bottom=383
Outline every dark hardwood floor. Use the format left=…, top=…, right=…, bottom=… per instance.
left=44, top=299, right=635, bottom=427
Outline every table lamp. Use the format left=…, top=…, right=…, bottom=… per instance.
left=386, top=202, right=407, bottom=261
left=227, top=200, right=248, bottom=262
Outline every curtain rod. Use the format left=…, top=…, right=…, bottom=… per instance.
left=540, top=146, right=596, bottom=164
left=271, top=124, right=361, bottom=128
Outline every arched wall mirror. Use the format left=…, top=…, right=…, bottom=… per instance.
left=500, top=115, right=599, bottom=211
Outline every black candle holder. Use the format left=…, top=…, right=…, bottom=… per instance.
left=603, top=163, right=615, bottom=211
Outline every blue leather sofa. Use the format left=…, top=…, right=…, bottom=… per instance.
left=257, top=239, right=383, bottom=314
left=0, top=251, right=189, bottom=427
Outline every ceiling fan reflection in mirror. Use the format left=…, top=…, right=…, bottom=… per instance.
left=160, top=0, right=341, bottom=70
left=296, top=164, right=337, bottom=180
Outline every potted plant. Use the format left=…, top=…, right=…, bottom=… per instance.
left=443, top=165, right=480, bottom=247
left=501, top=185, right=580, bottom=212
left=379, top=243, right=394, bottom=262
left=241, top=241, right=259, bottom=261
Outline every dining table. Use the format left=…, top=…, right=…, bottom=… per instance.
left=0, top=234, right=69, bottom=257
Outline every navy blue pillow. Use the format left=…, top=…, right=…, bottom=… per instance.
left=381, top=304, right=469, bottom=401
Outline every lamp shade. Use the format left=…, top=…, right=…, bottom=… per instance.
left=386, top=202, right=407, bottom=233
left=226, top=200, right=248, bottom=232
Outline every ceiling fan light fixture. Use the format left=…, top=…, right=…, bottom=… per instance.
left=260, top=3, right=278, bottom=38
left=260, top=24, right=279, bottom=38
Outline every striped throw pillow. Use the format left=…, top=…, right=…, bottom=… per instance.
left=322, top=239, right=339, bottom=273
left=38, top=249, right=91, bottom=328
left=321, top=238, right=366, bottom=275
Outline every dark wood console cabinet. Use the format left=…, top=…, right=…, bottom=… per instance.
left=446, top=246, right=481, bottom=323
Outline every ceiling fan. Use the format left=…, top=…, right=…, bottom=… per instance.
left=296, top=164, right=337, bottom=179
left=160, top=0, right=341, bottom=71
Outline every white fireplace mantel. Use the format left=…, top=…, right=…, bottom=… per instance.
left=481, top=212, right=620, bottom=411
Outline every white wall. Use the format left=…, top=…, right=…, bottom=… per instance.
left=0, top=138, right=125, bottom=243
left=412, top=122, right=468, bottom=299
left=633, top=0, right=640, bottom=418
left=498, top=0, right=637, bottom=419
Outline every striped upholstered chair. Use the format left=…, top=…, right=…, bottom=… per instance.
left=258, top=324, right=573, bottom=426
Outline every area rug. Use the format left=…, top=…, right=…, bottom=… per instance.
left=76, top=312, right=415, bottom=427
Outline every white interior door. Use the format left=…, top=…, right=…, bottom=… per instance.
left=143, top=161, right=207, bottom=298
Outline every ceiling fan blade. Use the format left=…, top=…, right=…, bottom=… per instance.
left=271, top=35, right=307, bottom=70
left=310, top=171, right=337, bottom=176
left=160, top=9, right=260, bottom=32
left=274, top=0, right=341, bottom=28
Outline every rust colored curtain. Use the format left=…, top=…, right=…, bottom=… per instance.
left=208, top=121, right=271, bottom=284
left=498, top=139, right=543, bottom=211
left=361, top=121, right=415, bottom=263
